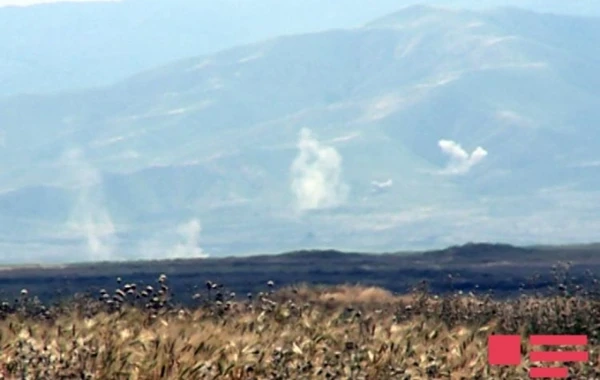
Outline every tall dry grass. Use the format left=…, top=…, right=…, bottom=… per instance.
left=1, top=272, right=600, bottom=379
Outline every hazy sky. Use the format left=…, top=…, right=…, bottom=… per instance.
left=0, top=0, right=120, bottom=6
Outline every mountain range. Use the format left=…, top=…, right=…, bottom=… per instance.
left=2, top=0, right=600, bottom=96
left=1, top=5, right=599, bottom=264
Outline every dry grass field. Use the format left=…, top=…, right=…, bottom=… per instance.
left=1, top=271, right=600, bottom=380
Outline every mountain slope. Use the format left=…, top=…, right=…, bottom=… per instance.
left=2, top=0, right=600, bottom=96
left=0, top=6, right=599, bottom=263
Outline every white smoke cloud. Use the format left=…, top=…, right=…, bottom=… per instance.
left=63, top=148, right=116, bottom=261
left=290, top=128, right=349, bottom=211
left=166, top=218, right=208, bottom=259
left=438, top=139, right=488, bottom=175
left=371, top=179, right=393, bottom=193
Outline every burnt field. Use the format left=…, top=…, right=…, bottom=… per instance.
left=1, top=242, right=599, bottom=305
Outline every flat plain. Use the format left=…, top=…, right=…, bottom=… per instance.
left=1, top=243, right=600, bottom=378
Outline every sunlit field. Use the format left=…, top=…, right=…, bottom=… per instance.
left=1, top=272, right=600, bottom=379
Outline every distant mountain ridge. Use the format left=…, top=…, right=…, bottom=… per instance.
left=2, top=0, right=600, bottom=96
left=0, top=6, right=600, bottom=263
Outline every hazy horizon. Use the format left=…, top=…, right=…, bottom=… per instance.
left=0, top=2, right=599, bottom=264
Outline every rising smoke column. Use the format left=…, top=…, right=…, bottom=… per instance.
left=166, top=218, right=208, bottom=258
left=63, top=148, right=117, bottom=261
left=290, top=128, right=349, bottom=211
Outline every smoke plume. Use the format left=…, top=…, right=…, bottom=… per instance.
left=63, top=148, right=116, bottom=261
left=371, top=179, right=393, bottom=193
left=438, top=139, right=488, bottom=175
left=290, top=128, right=349, bottom=211
left=166, top=218, right=208, bottom=258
